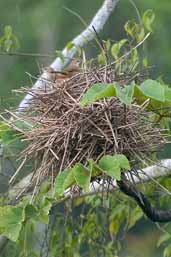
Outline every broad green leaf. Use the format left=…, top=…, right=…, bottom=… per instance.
left=111, top=39, right=127, bottom=59
left=99, top=154, right=130, bottom=180
left=113, top=154, right=130, bottom=170
left=72, top=163, right=91, bottom=192
left=0, top=205, right=24, bottom=241
left=142, top=9, right=155, bottom=32
left=63, top=169, right=75, bottom=190
left=98, top=155, right=121, bottom=180
left=54, top=169, right=75, bottom=197
left=139, top=79, right=165, bottom=102
left=115, top=83, right=135, bottom=106
left=80, top=83, right=116, bottom=106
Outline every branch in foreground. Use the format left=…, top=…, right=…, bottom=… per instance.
left=90, top=159, right=171, bottom=192
left=118, top=175, right=171, bottom=222
left=17, top=0, right=119, bottom=112
left=9, top=159, right=171, bottom=200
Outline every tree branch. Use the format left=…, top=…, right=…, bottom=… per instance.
left=9, top=159, right=171, bottom=200
left=117, top=175, right=171, bottom=222
left=17, top=0, right=119, bottom=112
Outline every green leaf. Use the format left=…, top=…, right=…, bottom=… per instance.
left=63, top=169, right=75, bottom=190
left=88, top=159, right=102, bottom=177
left=113, top=154, right=130, bottom=170
left=111, top=39, right=127, bottom=59
left=4, top=25, right=12, bottom=38
left=142, top=9, right=155, bottom=32
left=0, top=121, right=21, bottom=145
left=165, top=87, right=171, bottom=102
left=136, top=27, right=145, bottom=43
left=139, top=79, right=165, bottom=102
left=80, top=83, right=116, bottom=106
left=72, top=163, right=91, bottom=192
left=124, top=21, right=138, bottom=39
left=66, top=41, right=75, bottom=50
left=99, top=155, right=121, bottom=180
left=24, top=204, right=39, bottom=220
left=97, top=53, right=107, bottom=65
left=54, top=169, right=75, bottom=197
left=157, top=232, right=171, bottom=247
left=109, top=219, right=119, bottom=236
left=0, top=205, right=24, bottom=241
left=164, top=245, right=171, bottom=257
left=38, top=198, right=52, bottom=224
left=115, top=83, right=135, bottom=106
left=99, top=154, right=130, bottom=180
left=128, top=206, right=143, bottom=229
left=104, top=39, right=111, bottom=51
left=143, top=57, right=148, bottom=67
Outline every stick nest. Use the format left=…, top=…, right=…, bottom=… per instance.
left=14, top=65, right=165, bottom=187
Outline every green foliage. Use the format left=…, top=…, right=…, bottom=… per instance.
left=80, top=79, right=171, bottom=117
left=80, top=83, right=116, bottom=106
left=0, top=25, right=20, bottom=52
left=140, top=79, right=165, bottom=102
left=54, top=168, right=74, bottom=197
left=0, top=122, right=21, bottom=145
left=54, top=154, right=130, bottom=197
left=142, top=9, right=155, bottom=32
left=0, top=205, right=24, bottom=241
left=111, top=39, right=127, bottom=59
left=115, top=82, right=135, bottom=106
left=164, top=245, right=171, bottom=257
left=72, top=163, right=92, bottom=192
left=99, top=154, right=130, bottom=180
left=66, top=41, right=75, bottom=51
left=1, top=6, right=171, bottom=257
left=157, top=232, right=171, bottom=247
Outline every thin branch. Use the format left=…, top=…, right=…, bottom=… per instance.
left=17, top=0, right=120, bottom=112
left=0, top=51, right=55, bottom=58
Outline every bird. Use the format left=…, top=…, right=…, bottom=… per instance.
left=43, top=59, right=80, bottom=83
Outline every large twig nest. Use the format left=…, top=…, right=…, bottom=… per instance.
left=14, top=65, right=165, bottom=186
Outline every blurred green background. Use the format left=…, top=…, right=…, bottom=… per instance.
left=0, top=1, right=171, bottom=256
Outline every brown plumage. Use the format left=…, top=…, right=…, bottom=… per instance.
left=43, top=59, right=80, bottom=82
